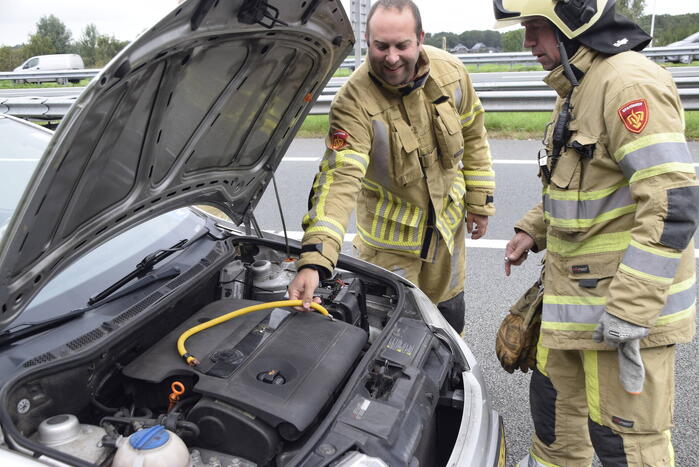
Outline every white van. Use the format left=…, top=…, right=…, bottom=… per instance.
left=13, top=54, right=85, bottom=84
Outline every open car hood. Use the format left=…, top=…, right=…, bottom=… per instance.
left=0, top=0, right=353, bottom=329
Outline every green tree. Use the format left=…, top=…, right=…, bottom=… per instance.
left=502, top=29, right=524, bottom=52
left=23, top=34, right=56, bottom=57
left=94, top=35, right=129, bottom=67
left=0, top=46, right=24, bottom=71
left=77, top=24, right=100, bottom=67
left=30, top=15, right=73, bottom=54
left=616, top=0, right=645, bottom=22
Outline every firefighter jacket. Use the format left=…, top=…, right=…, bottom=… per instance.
left=516, top=46, right=699, bottom=350
left=297, top=45, right=495, bottom=277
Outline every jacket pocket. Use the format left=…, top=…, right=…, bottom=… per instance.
left=434, top=100, right=464, bottom=169
left=391, top=119, right=423, bottom=186
left=565, top=254, right=620, bottom=290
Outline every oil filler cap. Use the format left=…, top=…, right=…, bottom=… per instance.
left=257, top=369, right=286, bottom=385
left=129, top=425, right=169, bottom=450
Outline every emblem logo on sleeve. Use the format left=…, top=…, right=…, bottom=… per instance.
left=617, top=99, right=649, bottom=134
left=329, top=129, right=349, bottom=151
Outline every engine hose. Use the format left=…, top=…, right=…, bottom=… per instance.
left=177, top=300, right=331, bottom=366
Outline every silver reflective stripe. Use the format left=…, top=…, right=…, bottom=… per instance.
left=358, top=231, right=421, bottom=250
left=342, top=152, right=369, bottom=171
left=542, top=302, right=604, bottom=324
left=454, top=85, right=462, bottom=110
left=661, top=285, right=696, bottom=316
left=394, top=203, right=407, bottom=241
left=371, top=119, right=390, bottom=187
left=464, top=174, right=494, bottom=182
left=306, top=171, right=329, bottom=222
left=411, top=206, right=421, bottom=242
left=460, top=104, right=483, bottom=127
left=618, top=142, right=693, bottom=179
left=621, top=244, right=680, bottom=280
left=309, top=219, right=344, bottom=238
left=544, top=185, right=633, bottom=220
left=375, top=190, right=390, bottom=237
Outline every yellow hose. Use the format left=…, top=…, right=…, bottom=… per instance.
left=177, top=300, right=331, bottom=366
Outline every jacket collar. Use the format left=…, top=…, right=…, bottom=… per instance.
left=544, top=46, right=598, bottom=97
left=368, top=47, right=430, bottom=96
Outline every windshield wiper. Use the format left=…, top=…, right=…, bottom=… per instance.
left=88, top=228, right=209, bottom=306
left=0, top=229, right=210, bottom=348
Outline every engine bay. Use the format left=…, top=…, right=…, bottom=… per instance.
left=0, top=237, right=466, bottom=466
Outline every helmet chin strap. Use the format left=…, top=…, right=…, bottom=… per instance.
left=555, top=29, right=579, bottom=87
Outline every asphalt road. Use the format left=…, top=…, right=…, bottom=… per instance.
left=255, top=138, right=699, bottom=466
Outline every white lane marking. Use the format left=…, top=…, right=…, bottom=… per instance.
left=265, top=231, right=699, bottom=258
left=283, top=158, right=699, bottom=167
left=492, top=159, right=536, bottom=164
left=282, top=157, right=320, bottom=162
left=0, top=158, right=40, bottom=162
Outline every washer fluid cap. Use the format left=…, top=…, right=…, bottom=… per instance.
left=129, top=425, right=169, bottom=450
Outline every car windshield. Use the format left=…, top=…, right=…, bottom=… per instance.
left=0, top=117, right=51, bottom=241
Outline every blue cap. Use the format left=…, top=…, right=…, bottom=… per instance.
left=129, top=425, right=169, bottom=450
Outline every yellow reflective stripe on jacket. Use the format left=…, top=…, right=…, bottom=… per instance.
left=547, top=231, right=631, bottom=257
left=613, top=133, right=695, bottom=182
left=303, top=170, right=346, bottom=245
left=436, top=175, right=469, bottom=252
left=357, top=178, right=425, bottom=252
left=331, top=149, right=370, bottom=174
left=544, top=183, right=636, bottom=229
left=460, top=101, right=484, bottom=128
left=618, top=240, right=681, bottom=285
left=462, top=169, right=495, bottom=188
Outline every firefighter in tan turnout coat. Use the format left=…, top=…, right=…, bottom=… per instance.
left=496, top=0, right=699, bottom=465
left=288, top=0, right=495, bottom=333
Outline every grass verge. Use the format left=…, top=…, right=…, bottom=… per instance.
left=299, top=111, right=699, bottom=141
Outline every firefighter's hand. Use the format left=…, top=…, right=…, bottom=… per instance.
left=593, top=311, right=649, bottom=395
left=466, top=213, right=488, bottom=240
left=504, top=231, right=535, bottom=276
left=287, top=268, right=321, bottom=311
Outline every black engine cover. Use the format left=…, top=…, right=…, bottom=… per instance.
left=123, top=299, right=367, bottom=436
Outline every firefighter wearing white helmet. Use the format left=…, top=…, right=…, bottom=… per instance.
left=496, top=0, right=699, bottom=465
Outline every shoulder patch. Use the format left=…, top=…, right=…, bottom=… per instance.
left=328, top=129, right=349, bottom=151
left=617, top=99, right=648, bottom=134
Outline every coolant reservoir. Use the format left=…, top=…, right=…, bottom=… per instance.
left=113, top=425, right=191, bottom=467
left=249, top=259, right=295, bottom=301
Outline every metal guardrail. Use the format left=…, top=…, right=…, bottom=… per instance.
left=2, top=68, right=699, bottom=119
left=338, top=45, right=699, bottom=69
left=2, top=45, right=698, bottom=82
left=0, top=69, right=101, bottom=82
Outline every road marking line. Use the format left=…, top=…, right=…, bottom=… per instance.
left=283, top=158, right=699, bottom=166
left=283, top=157, right=320, bottom=162
left=265, top=231, right=699, bottom=257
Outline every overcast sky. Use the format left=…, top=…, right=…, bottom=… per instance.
left=1, top=0, right=698, bottom=47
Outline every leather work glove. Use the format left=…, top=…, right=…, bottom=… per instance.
left=495, top=279, right=543, bottom=373
left=592, top=311, right=649, bottom=395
